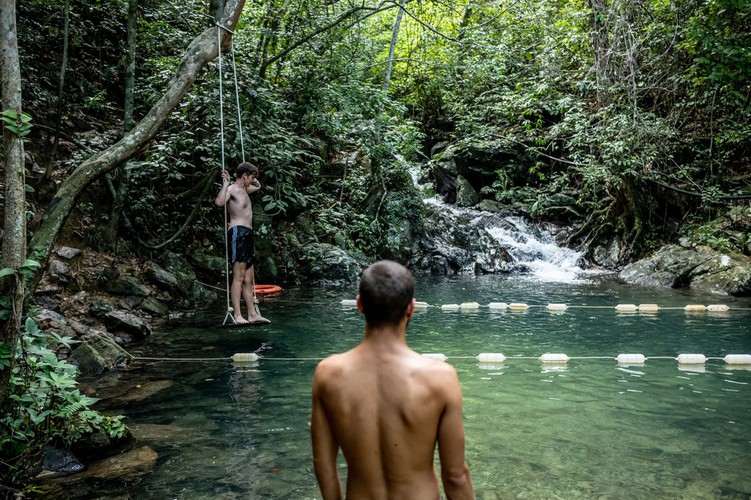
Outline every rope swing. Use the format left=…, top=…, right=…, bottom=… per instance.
left=216, top=24, right=257, bottom=326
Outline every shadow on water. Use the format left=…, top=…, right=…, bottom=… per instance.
left=65, top=276, right=751, bottom=498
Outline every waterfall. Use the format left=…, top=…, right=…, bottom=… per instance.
left=416, top=198, right=597, bottom=283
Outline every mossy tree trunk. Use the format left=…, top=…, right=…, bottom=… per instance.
left=0, top=0, right=27, bottom=413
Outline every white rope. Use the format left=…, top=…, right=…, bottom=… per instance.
left=231, top=42, right=246, bottom=163
left=218, top=26, right=234, bottom=326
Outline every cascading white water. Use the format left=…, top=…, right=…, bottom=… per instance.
left=485, top=216, right=587, bottom=283
left=424, top=198, right=597, bottom=283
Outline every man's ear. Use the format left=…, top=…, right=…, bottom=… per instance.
left=406, top=298, right=415, bottom=318
left=356, top=294, right=364, bottom=314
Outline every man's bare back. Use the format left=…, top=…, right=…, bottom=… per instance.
left=311, top=261, right=473, bottom=500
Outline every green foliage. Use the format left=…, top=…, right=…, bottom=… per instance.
left=0, top=110, right=33, bottom=137
left=0, top=318, right=126, bottom=484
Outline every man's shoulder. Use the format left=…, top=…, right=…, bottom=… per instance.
left=314, top=352, right=347, bottom=377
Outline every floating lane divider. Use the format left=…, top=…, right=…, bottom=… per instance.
left=130, top=352, right=751, bottom=367
left=339, top=300, right=741, bottom=314
left=465, top=352, right=751, bottom=366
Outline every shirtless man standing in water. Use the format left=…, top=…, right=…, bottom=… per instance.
left=311, top=260, right=474, bottom=499
left=215, top=162, right=269, bottom=324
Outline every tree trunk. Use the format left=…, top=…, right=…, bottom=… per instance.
left=25, top=0, right=246, bottom=299
left=383, top=0, right=406, bottom=94
left=49, top=0, right=70, bottom=168
left=0, top=0, right=27, bottom=413
left=102, top=0, right=138, bottom=249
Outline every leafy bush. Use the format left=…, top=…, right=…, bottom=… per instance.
left=0, top=318, right=126, bottom=484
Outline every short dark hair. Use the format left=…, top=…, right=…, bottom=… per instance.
left=358, top=260, right=414, bottom=327
left=237, top=162, right=259, bottom=178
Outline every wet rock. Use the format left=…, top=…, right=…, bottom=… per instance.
left=189, top=282, right=217, bottom=304
left=411, top=203, right=516, bottom=274
left=139, top=296, right=170, bottom=317
left=592, top=239, right=622, bottom=268
left=47, top=446, right=158, bottom=483
left=56, top=246, right=82, bottom=260
left=71, top=332, right=133, bottom=375
left=620, top=244, right=751, bottom=295
left=103, top=310, right=152, bottom=339
left=144, top=261, right=178, bottom=291
left=104, top=276, right=152, bottom=297
left=40, top=446, right=85, bottom=474
left=158, top=251, right=197, bottom=290
left=455, top=175, right=480, bottom=207
left=300, top=243, right=363, bottom=283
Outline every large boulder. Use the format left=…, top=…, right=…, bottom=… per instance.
left=189, top=248, right=226, bottom=275
left=300, top=243, right=363, bottom=283
left=71, top=332, right=133, bottom=375
left=620, top=244, right=751, bottom=295
left=410, top=202, right=515, bottom=274
left=144, top=261, right=179, bottom=291
left=158, top=251, right=197, bottom=290
left=455, top=175, right=480, bottom=207
left=103, top=310, right=153, bottom=340
left=430, top=141, right=529, bottom=203
left=104, top=275, right=152, bottom=297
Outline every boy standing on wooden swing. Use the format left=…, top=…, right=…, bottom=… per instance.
left=215, top=162, right=270, bottom=325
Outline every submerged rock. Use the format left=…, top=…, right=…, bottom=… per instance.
left=43, top=446, right=158, bottom=484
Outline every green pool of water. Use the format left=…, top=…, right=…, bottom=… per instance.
left=82, top=275, right=751, bottom=498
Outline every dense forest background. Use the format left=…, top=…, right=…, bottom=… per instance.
left=8, top=0, right=751, bottom=281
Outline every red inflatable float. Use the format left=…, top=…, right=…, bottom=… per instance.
left=254, top=284, right=283, bottom=295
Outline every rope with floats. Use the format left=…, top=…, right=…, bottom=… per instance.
left=217, top=24, right=260, bottom=326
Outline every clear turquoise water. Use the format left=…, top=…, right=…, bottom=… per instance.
left=83, top=275, right=751, bottom=498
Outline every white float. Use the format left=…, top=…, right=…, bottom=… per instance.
left=615, top=304, right=638, bottom=312
left=546, top=303, right=568, bottom=311
left=231, top=353, right=259, bottom=362
left=460, top=302, right=481, bottom=310
left=477, top=353, right=507, bottom=363
left=707, top=304, right=730, bottom=312
left=422, top=353, right=447, bottom=361
left=509, top=302, right=529, bottom=310
left=488, top=302, right=508, bottom=310
left=638, top=304, right=661, bottom=312
left=414, top=301, right=429, bottom=309
left=616, top=353, right=646, bottom=364
left=676, top=353, right=707, bottom=364
left=684, top=304, right=706, bottom=312
left=723, top=354, right=751, bottom=365
left=340, top=299, right=357, bottom=306
left=441, top=304, right=460, bottom=310
left=540, top=353, right=569, bottom=363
